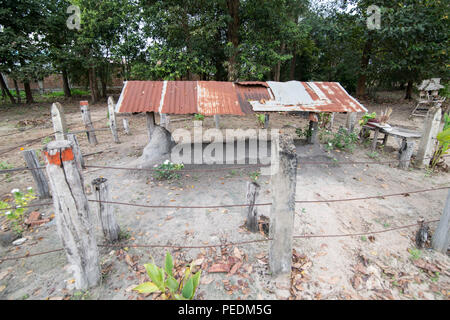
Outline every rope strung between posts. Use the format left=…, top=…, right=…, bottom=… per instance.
left=0, top=219, right=439, bottom=263
left=0, top=186, right=448, bottom=212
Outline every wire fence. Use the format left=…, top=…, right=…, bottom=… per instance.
left=0, top=219, right=439, bottom=263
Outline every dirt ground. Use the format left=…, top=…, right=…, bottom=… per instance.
left=0, top=91, right=449, bottom=300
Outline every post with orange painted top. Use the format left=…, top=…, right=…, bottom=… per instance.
left=44, top=140, right=100, bottom=290
left=80, top=101, right=98, bottom=145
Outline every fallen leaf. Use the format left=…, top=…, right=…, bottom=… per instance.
left=208, top=263, right=231, bottom=273
left=228, top=262, right=243, bottom=276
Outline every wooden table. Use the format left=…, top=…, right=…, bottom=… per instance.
left=360, top=123, right=422, bottom=169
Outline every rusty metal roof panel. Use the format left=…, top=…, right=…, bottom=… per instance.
left=197, top=81, right=243, bottom=116
left=250, top=81, right=367, bottom=113
left=160, top=81, right=198, bottom=114
left=235, top=83, right=272, bottom=114
left=115, top=81, right=163, bottom=113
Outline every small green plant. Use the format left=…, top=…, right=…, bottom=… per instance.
left=71, top=290, right=91, bottom=300
left=430, top=113, right=449, bottom=170
left=0, top=187, right=37, bottom=235
left=133, top=252, right=201, bottom=300
left=361, top=236, right=367, bottom=242
left=42, top=136, right=52, bottom=145
left=408, top=248, right=422, bottom=261
left=249, top=171, right=260, bottom=182
left=367, top=151, right=379, bottom=159
left=194, top=114, right=205, bottom=121
left=0, top=161, right=13, bottom=179
left=359, top=112, right=377, bottom=126
left=296, top=127, right=312, bottom=139
left=324, top=127, right=358, bottom=152
left=256, top=114, right=266, bottom=127
left=153, top=160, right=184, bottom=180
left=431, top=272, right=440, bottom=282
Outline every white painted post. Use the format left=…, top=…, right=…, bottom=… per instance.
left=269, top=133, right=297, bottom=276
left=44, top=140, right=100, bottom=290
left=123, top=118, right=130, bottom=135
left=432, top=190, right=450, bottom=253
left=51, top=102, right=68, bottom=141
left=416, top=106, right=442, bottom=167
left=107, top=96, right=120, bottom=143
left=91, top=177, right=120, bottom=242
left=146, top=112, right=155, bottom=141
left=22, top=150, right=50, bottom=199
left=80, top=101, right=98, bottom=145
left=346, top=112, right=357, bottom=133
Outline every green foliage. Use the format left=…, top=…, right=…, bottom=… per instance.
left=430, top=113, right=450, bottom=170
left=367, top=151, right=379, bottom=159
left=153, top=160, right=184, bottom=180
left=359, top=112, right=377, bottom=126
left=133, top=252, right=201, bottom=300
left=256, top=114, right=266, bottom=127
left=408, top=248, right=422, bottom=261
left=194, top=114, right=205, bottom=121
left=324, top=127, right=358, bottom=152
left=296, top=127, right=312, bottom=139
left=0, top=187, right=37, bottom=235
left=249, top=171, right=260, bottom=182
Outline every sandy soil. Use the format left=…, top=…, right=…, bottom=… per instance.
left=0, top=91, right=449, bottom=300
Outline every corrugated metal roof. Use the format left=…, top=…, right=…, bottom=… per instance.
left=116, top=80, right=366, bottom=115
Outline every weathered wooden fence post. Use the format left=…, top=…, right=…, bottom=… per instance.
left=107, top=96, right=120, bottom=143
left=123, top=118, right=130, bottom=135
left=269, top=133, right=297, bottom=276
left=80, top=101, right=98, bottom=145
left=346, top=112, right=357, bottom=133
left=307, top=120, right=318, bottom=144
left=264, top=114, right=270, bottom=129
left=51, top=102, right=68, bottom=140
left=22, top=150, right=50, bottom=199
left=398, top=139, right=415, bottom=170
left=44, top=140, right=100, bottom=290
left=416, top=105, right=441, bottom=167
left=67, top=133, right=85, bottom=170
left=91, top=177, right=121, bottom=242
left=146, top=112, right=155, bottom=141
left=245, top=181, right=261, bottom=232
left=432, top=190, right=450, bottom=253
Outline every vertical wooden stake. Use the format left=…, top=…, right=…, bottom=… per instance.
left=123, top=118, right=130, bottom=135
left=398, top=138, right=414, bottom=170
left=91, top=178, right=121, bottom=243
left=44, top=140, right=100, bottom=290
left=307, top=120, right=318, bottom=144
left=371, top=127, right=380, bottom=152
left=107, top=96, right=120, bottom=143
left=245, top=181, right=261, bottom=232
left=432, top=190, right=450, bottom=253
left=346, top=112, right=357, bottom=133
left=214, top=115, right=221, bottom=129
left=80, top=101, right=98, bottom=145
left=269, top=133, right=297, bottom=276
left=146, top=112, right=155, bottom=141
left=51, top=102, right=67, bottom=140
left=67, top=133, right=85, bottom=170
left=22, top=150, right=50, bottom=199
left=264, top=114, right=270, bottom=129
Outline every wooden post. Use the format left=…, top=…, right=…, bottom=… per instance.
left=307, top=120, right=318, bottom=144
left=214, top=115, right=221, bottom=129
left=51, top=102, right=67, bottom=140
left=346, top=112, right=357, bottom=133
left=146, top=112, right=155, bottom=141
left=432, top=190, right=450, bottom=253
left=80, top=101, right=98, bottom=145
left=67, top=133, right=85, bottom=170
left=328, top=112, right=335, bottom=131
left=44, top=140, right=100, bottom=290
left=269, top=133, right=297, bottom=276
left=91, top=177, right=121, bottom=243
left=245, top=182, right=261, bottom=232
left=161, top=114, right=171, bottom=130
left=371, top=127, right=380, bottom=152
left=107, top=96, right=120, bottom=143
left=264, top=114, right=270, bottom=129
left=416, top=105, right=442, bottom=167
left=22, top=150, right=50, bottom=199
left=398, top=138, right=414, bottom=170
left=123, top=118, right=130, bottom=135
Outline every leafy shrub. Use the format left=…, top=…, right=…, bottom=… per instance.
left=296, top=127, right=312, bottom=139
left=430, top=113, right=450, bottom=170
left=133, top=252, right=201, bottom=300
left=256, top=114, right=266, bottom=127
left=324, top=127, right=358, bottom=152
left=194, top=114, right=205, bottom=121
left=153, top=160, right=184, bottom=180
left=359, top=112, right=377, bottom=126
left=0, top=187, right=37, bottom=235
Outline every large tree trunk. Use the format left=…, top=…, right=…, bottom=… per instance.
left=13, top=79, right=21, bottom=104
left=88, top=67, right=100, bottom=104
left=0, top=74, right=16, bottom=104
left=62, top=68, right=72, bottom=98
left=226, top=0, right=240, bottom=81
left=405, top=80, right=413, bottom=100
left=274, top=42, right=286, bottom=82
left=289, top=50, right=297, bottom=80
left=356, top=38, right=373, bottom=98
left=24, top=81, right=34, bottom=104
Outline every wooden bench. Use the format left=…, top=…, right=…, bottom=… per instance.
left=360, top=123, right=422, bottom=169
